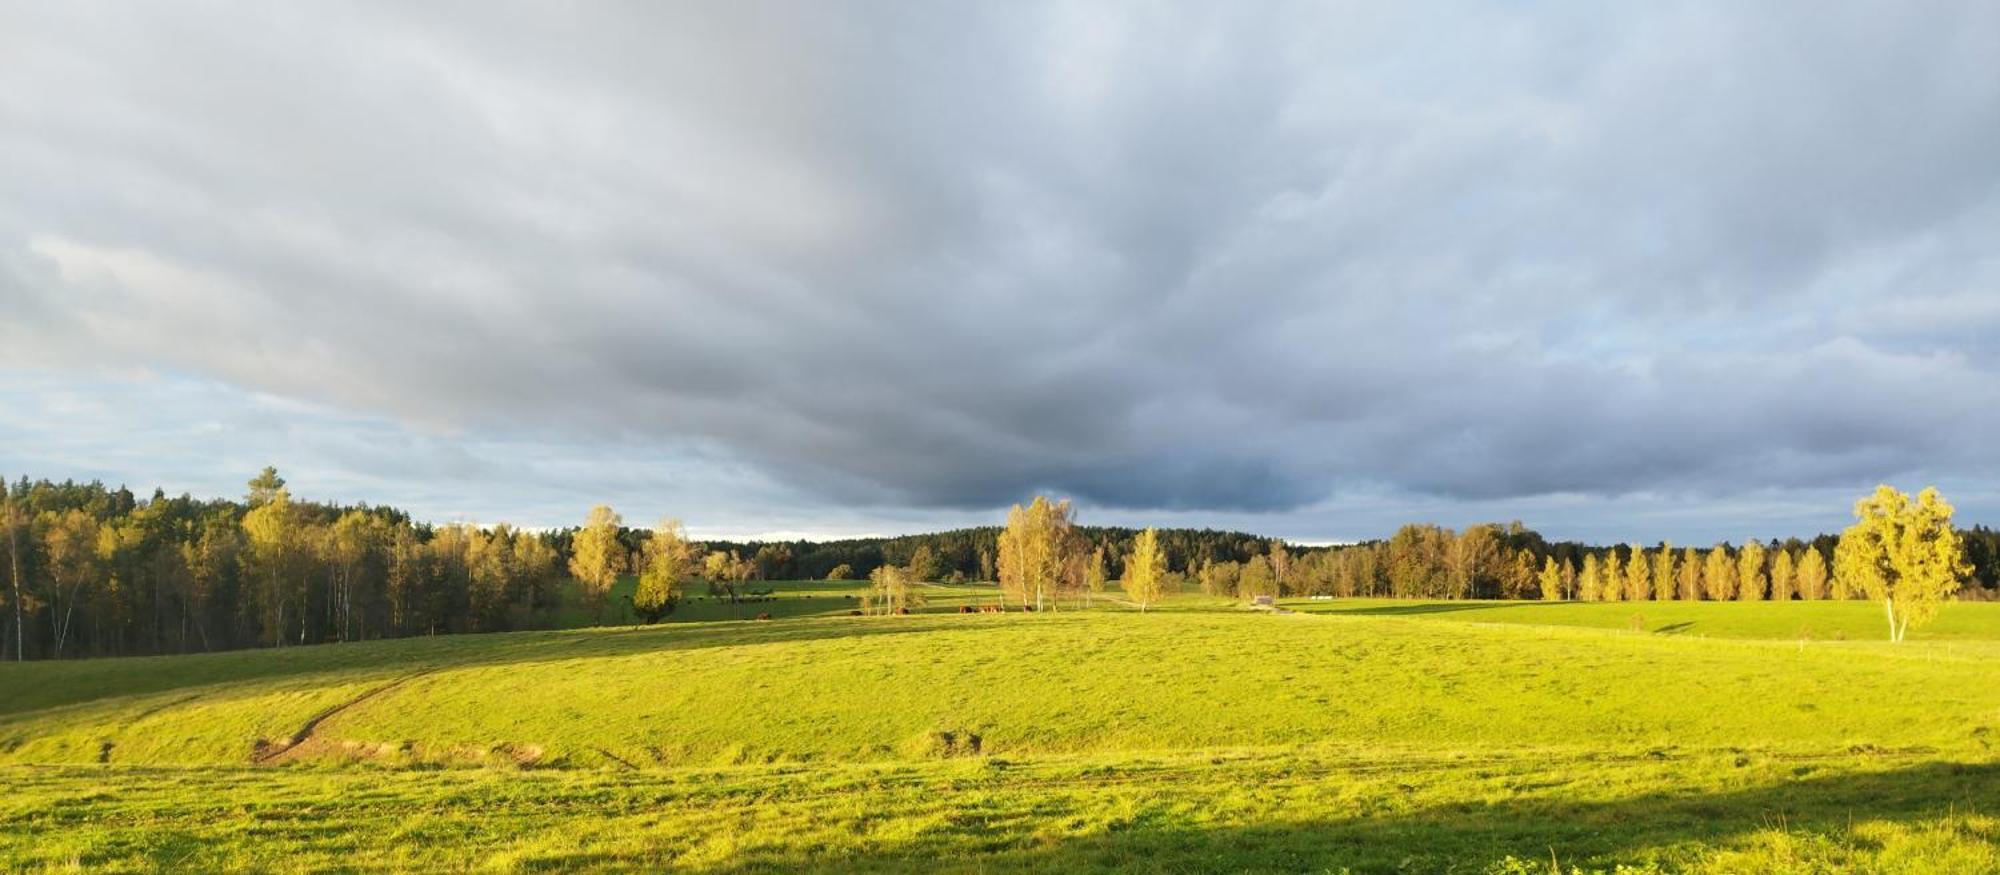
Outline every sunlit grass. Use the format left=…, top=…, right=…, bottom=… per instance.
left=2, top=595, right=1996, bottom=872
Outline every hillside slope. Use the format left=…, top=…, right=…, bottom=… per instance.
left=3, top=609, right=1995, bottom=769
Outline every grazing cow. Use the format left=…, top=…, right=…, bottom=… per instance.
left=848, top=609, right=862, bottom=616
left=897, top=607, right=911, bottom=615
left=959, top=605, right=975, bottom=613
left=755, top=612, right=771, bottom=621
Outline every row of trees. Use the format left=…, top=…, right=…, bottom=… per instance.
left=1, top=469, right=1986, bottom=658
left=0, top=469, right=582, bottom=660
left=986, top=486, right=1972, bottom=643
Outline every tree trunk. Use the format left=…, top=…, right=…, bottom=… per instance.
left=1883, top=597, right=1899, bottom=643
left=8, top=517, right=22, bottom=662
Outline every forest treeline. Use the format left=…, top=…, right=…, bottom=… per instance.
left=2, top=470, right=1996, bottom=659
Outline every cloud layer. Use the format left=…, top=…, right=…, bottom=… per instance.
left=3, top=2, right=1999, bottom=538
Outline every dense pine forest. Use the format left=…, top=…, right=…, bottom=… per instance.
left=2, top=470, right=1996, bottom=660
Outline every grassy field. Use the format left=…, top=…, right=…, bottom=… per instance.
left=2, top=592, right=1996, bottom=872
left=1285, top=596, right=2000, bottom=642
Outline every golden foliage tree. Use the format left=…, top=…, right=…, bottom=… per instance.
left=1601, top=551, right=1624, bottom=602
left=1537, top=556, right=1565, bottom=601
left=1084, top=546, right=1108, bottom=608
left=1833, top=486, right=1970, bottom=643
left=1577, top=553, right=1602, bottom=602
left=1701, top=546, right=1736, bottom=601
left=1122, top=528, right=1166, bottom=612
left=634, top=518, right=692, bottom=624
left=567, top=505, right=626, bottom=623
left=1676, top=546, right=1700, bottom=600
left=996, top=496, right=1078, bottom=612
left=1238, top=554, right=1277, bottom=600
left=241, top=488, right=302, bottom=646
left=1769, top=549, right=1796, bottom=602
left=1736, top=540, right=1767, bottom=601
left=865, top=563, right=920, bottom=615
left=1651, top=544, right=1678, bottom=601
left=1624, top=547, right=1651, bottom=601
left=1796, top=546, right=1829, bottom=601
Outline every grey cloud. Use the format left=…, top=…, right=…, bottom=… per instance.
left=3, top=1, right=1999, bottom=529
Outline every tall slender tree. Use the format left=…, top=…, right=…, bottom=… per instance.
left=1769, top=548, right=1796, bottom=602
left=1652, top=544, right=1678, bottom=601
left=1736, top=540, right=1767, bottom=601
left=1676, top=546, right=1701, bottom=600
left=567, top=505, right=626, bottom=623
left=1796, top=545, right=1829, bottom=600
left=1577, top=553, right=1602, bottom=602
left=1123, top=528, right=1166, bottom=612
left=1624, top=547, right=1652, bottom=601
left=1537, top=556, right=1565, bottom=601
left=1702, top=546, right=1736, bottom=601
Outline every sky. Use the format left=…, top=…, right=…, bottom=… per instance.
left=3, top=2, right=1999, bottom=544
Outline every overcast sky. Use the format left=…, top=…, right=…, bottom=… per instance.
left=3, top=2, right=1998, bottom=544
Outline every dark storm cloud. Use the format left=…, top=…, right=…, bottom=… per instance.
left=3, top=1, right=1999, bottom=527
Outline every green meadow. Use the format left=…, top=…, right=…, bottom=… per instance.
left=3, top=591, right=1997, bottom=872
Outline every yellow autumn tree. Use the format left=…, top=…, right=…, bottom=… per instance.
left=1796, top=546, right=1829, bottom=600
left=1623, top=547, right=1651, bottom=601
left=1083, top=546, right=1108, bottom=608
left=567, top=505, right=625, bottom=623
left=1122, top=528, right=1166, bottom=612
left=1652, top=543, right=1678, bottom=601
left=1701, top=546, right=1736, bottom=601
left=1537, top=556, right=1565, bottom=601
left=1833, top=486, right=1969, bottom=643
left=1676, top=546, right=1701, bottom=600
left=1736, top=539, right=1767, bottom=601
left=996, top=496, right=1078, bottom=612
left=633, top=518, right=692, bottom=623
left=1769, top=548, right=1796, bottom=602
left=1577, top=553, right=1602, bottom=602
left=865, top=563, right=920, bottom=616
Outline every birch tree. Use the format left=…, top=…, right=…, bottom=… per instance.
left=1833, top=486, right=1969, bottom=643
left=1122, top=528, right=1165, bottom=612
left=1736, top=540, right=1767, bottom=601
left=567, top=505, right=626, bottom=623
left=634, top=518, right=692, bottom=623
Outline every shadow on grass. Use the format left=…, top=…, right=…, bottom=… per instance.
left=710, top=759, right=2000, bottom=874
left=1314, top=601, right=1528, bottom=618
left=0, top=613, right=994, bottom=716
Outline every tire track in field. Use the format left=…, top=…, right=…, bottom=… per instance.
left=252, top=668, right=438, bottom=764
